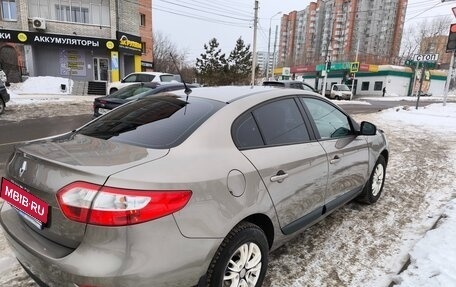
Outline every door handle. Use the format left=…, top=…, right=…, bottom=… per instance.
left=330, top=155, right=341, bottom=164
left=270, top=171, right=289, bottom=183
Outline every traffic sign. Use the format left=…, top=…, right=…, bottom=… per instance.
left=350, top=62, right=359, bottom=73
left=404, top=60, right=437, bottom=69
left=412, top=54, right=439, bottom=62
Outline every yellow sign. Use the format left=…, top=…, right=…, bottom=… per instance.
left=106, top=41, right=115, bottom=50
left=17, top=33, right=27, bottom=42
left=350, top=62, right=359, bottom=73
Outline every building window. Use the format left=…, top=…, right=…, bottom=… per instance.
left=140, top=13, right=146, bottom=26
left=361, top=82, right=370, bottom=91
left=1, top=0, right=16, bottom=20
left=56, top=5, right=89, bottom=23
left=374, top=81, right=383, bottom=91
left=141, top=42, right=146, bottom=54
left=28, top=0, right=110, bottom=26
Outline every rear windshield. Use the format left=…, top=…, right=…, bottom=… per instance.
left=78, top=96, right=224, bottom=149
left=263, top=82, right=285, bottom=87
left=108, top=85, right=156, bottom=99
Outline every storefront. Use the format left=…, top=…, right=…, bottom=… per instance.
left=115, top=31, right=143, bottom=81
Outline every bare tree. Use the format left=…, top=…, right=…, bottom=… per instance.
left=152, top=31, right=195, bottom=81
left=399, top=16, right=452, bottom=62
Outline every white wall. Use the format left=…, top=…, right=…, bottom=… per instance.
left=428, top=79, right=446, bottom=97
left=356, top=75, right=410, bottom=97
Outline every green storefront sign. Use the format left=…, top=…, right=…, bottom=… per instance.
left=316, top=62, right=352, bottom=71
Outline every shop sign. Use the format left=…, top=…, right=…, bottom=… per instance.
left=60, top=49, right=86, bottom=77
left=116, top=32, right=142, bottom=55
left=291, top=65, right=316, bottom=73
left=0, top=29, right=117, bottom=51
left=141, top=61, right=153, bottom=69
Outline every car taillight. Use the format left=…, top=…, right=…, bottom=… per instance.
left=56, top=182, right=192, bottom=226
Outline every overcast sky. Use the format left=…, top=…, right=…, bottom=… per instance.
left=153, top=0, right=456, bottom=64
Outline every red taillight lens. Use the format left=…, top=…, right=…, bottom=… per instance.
left=56, top=182, right=192, bottom=226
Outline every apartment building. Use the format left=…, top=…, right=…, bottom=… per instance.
left=277, top=0, right=408, bottom=67
left=256, top=50, right=277, bottom=77
left=0, top=0, right=153, bottom=88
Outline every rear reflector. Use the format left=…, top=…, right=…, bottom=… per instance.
left=56, top=182, right=192, bottom=226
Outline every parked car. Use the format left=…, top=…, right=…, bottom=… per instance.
left=0, top=69, right=7, bottom=84
left=0, top=86, right=388, bottom=287
left=93, top=82, right=196, bottom=117
left=326, top=84, right=352, bottom=100
left=263, top=80, right=318, bottom=93
left=0, top=80, right=10, bottom=115
left=107, top=72, right=177, bottom=94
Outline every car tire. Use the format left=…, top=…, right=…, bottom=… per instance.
left=109, top=88, right=118, bottom=94
left=206, top=222, right=269, bottom=287
left=335, top=95, right=341, bottom=100
left=357, top=155, right=386, bottom=204
left=0, top=99, right=5, bottom=115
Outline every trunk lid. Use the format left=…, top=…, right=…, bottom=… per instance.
left=4, top=133, right=168, bottom=248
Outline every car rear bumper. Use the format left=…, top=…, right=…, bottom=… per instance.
left=0, top=202, right=222, bottom=287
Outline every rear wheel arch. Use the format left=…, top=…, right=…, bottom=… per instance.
left=243, top=213, right=274, bottom=249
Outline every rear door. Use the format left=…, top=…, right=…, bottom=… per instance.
left=233, top=97, right=329, bottom=234
left=300, top=98, right=369, bottom=210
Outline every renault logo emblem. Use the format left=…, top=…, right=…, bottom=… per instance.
left=19, top=161, right=27, bottom=177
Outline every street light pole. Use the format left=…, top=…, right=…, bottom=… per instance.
left=271, top=24, right=279, bottom=80
left=266, top=12, right=281, bottom=79
left=251, top=0, right=259, bottom=86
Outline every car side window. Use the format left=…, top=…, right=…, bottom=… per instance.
left=232, top=113, right=264, bottom=149
left=123, top=74, right=138, bottom=82
left=301, top=98, right=353, bottom=139
left=253, top=98, right=310, bottom=146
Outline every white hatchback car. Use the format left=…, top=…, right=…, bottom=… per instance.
left=107, top=72, right=177, bottom=94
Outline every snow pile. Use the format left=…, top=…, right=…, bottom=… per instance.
left=379, top=103, right=456, bottom=132
left=380, top=103, right=456, bottom=286
left=393, top=200, right=456, bottom=287
left=7, top=76, right=73, bottom=95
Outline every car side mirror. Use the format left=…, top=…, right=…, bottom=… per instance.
left=121, top=79, right=125, bottom=83
left=360, top=121, right=377, bottom=136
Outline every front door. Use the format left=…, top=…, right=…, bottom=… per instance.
left=301, top=98, right=369, bottom=209
left=93, top=58, right=109, bottom=81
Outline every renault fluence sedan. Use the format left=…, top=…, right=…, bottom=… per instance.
left=0, top=86, right=388, bottom=287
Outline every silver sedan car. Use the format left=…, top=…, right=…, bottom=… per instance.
left=0, top=86, right=388, bottom=287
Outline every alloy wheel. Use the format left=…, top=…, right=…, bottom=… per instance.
left=371, top=163, right=384, bottom=197
left=223, top=242, right=262, bottom=287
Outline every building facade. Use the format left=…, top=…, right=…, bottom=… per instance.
left=420, top=35, right=452, bottom=69
left=256, top=50, right=276, bottom=78
left=277, top=0, right=408, bottom=67
left=0, top=0, right=153, bottom=87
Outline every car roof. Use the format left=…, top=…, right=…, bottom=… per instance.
left=167, top=86, right=288, bottom=103
left=126, top=72, right=173, bottom=76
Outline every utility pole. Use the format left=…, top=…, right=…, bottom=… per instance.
left=443, top=51, right=455, bottom=106
left=350, top=38, right=360, bottom=100
left=251, top=0, right=259, bottom=86
left=271, top=25, right=278, bottom=80
left=321, top=56, right=330, bottom=96
left=415, top=62, right=426, bottom=110
left=266, top=12, right=281, bottom=79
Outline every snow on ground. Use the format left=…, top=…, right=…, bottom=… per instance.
left=393, top=199, right=456, bottom=287
left=2, top=76, right=96, bottom=122
left=7, top=76, right=74, bottom=95
left=0, top=79, right=456, bottom=286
